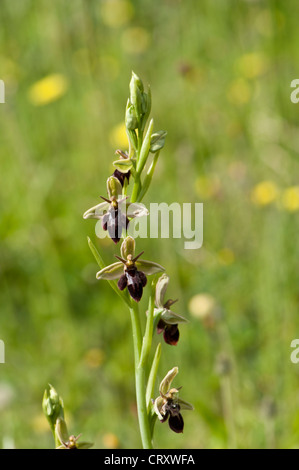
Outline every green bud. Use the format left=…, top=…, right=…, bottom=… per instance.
left=140, top=86, right=152, bottom=132
left=141, top=91, right=149, bottom=115
left=125, top=104, right=138, bottom=130
left=107, top=176, right=123, bottom=199
left=121, top=236, right=135, bottom=259
left=42, top=384, right=64, bottom=434
left=150, top=131, right=167, bottom=153
left=130, top=71, right=144, bottom=119
left=126, top=128, right=138, bottom=152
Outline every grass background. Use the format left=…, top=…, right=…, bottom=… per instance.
left=1, top=0, right=299, bottom=449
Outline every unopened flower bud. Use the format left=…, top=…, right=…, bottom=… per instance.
left=125, top=103, right=138, bottom=130
left=107, top=176, right=123, bottom=199
left=121, top=236, right=135, bottom=259
left=130, top=71, right=144, bottom=116
left=42, top=384, right=64, bottom=434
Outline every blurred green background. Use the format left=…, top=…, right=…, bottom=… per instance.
left=1, top=0, right=299, bottom=449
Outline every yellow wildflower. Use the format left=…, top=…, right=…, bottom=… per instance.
left=31, top=413, right=50, bottom=433
left=188, top=294, right=220, bottom=328
left=121, top=27, right=150, bottom=55
left=28, top=74, right=68, bottom=106
left=195, top=175, right=221, bottom=200
left=99, top=56, right=120, bottom=80
left=281, top=186, right=299, bottom=212
left=227, top=78, right=251, bottom=105
left=109, top=122, right=128, bottom=149
left=236, top=52, right=268, bottom=79
left=83, top=348, right=105, bottom=368
left=218, top=248, right=235, bottom=266
left=251, top=181, right=279, bottom=206
left=255, top=10, right=273, bottom=37
left=100, top=0, right=134, bottom=28
left=103, top=433, right=120, bottom=449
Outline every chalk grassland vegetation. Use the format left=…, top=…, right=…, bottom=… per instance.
left=0, top=0, right=299, bottom=449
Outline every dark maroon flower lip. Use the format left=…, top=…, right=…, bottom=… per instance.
left=102, top=206, right=129, bottom=244
left=116, top=251, right=148, bottom=302
left=118, top=267, right=147, bottom=302
left=95, top=238, right=165, bottom=300
left=153, top=367, right=193, bottom=435
left=113, top=169, right=131, bottom=187
left=154, top=274, right=188, bottom=345
left=157, top=319, right=180, bottom=346
left=159, top=400, right=184, bottom=433
left=168, top=412, right=184, bottom=433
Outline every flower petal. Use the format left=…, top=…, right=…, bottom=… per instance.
left=113, top=159, right=133, bottom=173
left=118, top=273, right=127, bottom=291
left=160, top=309, right=188, bottom=325
left=83, top=201, right=110, bottom=220
left=153, top=396, right=165, bottom=421
left=135, top=259, right=165, bottom=275
left=55, top=418, right=69, bottom=446
left=77, top=442, right=94, bottom=449
left=126, top=202, right=149, bottom=218
left=177, top=399, right=194, bottom=411
left=159, top=366, right=178, bottom=396
left=96, top=262, right=123, bottom=280
left=155, top=273, right=169, bottom=308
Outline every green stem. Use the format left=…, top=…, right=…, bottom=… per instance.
left=131, top=173, right=141, bottom=204
left=129, top=300, right=152, bottom=449
left=139, top=278, right=157, bottom=368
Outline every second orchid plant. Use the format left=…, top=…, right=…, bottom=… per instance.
left=83, top=72, right=193, bottom=448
